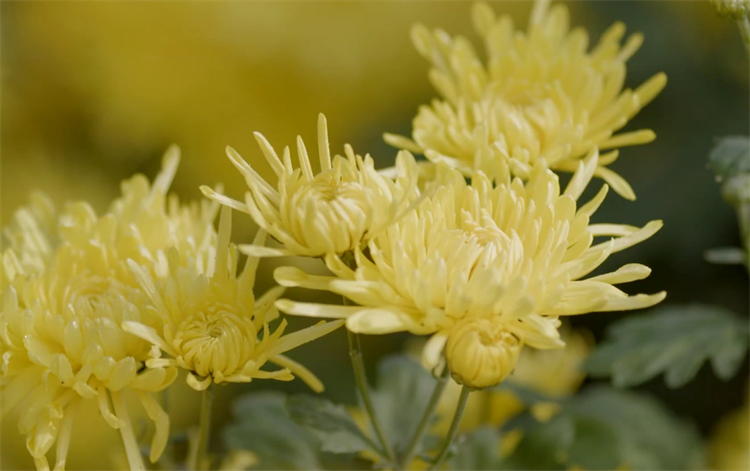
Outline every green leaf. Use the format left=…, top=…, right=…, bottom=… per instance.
left=287, top=394, right=381, bottom=456
left=450, top=427, right=502, bottom=471
left=567, top=386, right=705, bottom=470
left=501, top=414, right=574, bottom=470
left=502, top=386, right=705, bottom=470
left=223, top=391, right=322, bottom=470
left=708, top=136, right=750, bottom=181
left=704, top=247, right=747, bottom=265
left=583, top=304, right=749, bottom=388
left=567, top=415, right=621, bottom=470
left=369, top=355, right=444, bottom=456
left=501, top=411, right=620, bottom=470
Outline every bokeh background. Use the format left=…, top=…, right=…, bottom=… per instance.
left=1, top=1, right=748, bottom=469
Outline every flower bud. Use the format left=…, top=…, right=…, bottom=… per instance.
left=445, top=318, right=522, bottom=389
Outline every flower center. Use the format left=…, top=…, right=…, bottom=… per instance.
left=289, top=174, right=374, bottom=254
left=176, top=308, right=256, bottom=378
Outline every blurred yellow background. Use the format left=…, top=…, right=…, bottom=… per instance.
left=1, top=1, right=747, bottom=470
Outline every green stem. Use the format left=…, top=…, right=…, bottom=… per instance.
left=398, top=366, right=451, bottom=469
left=740, top=204, right=750, bottom=278
left=191, top=384, right=214, bottom=471
left=428, top=386, right=471, bottom=471
left=737, top=16, right=750, bottom=59
left=347, top=329, right=397, bottom=465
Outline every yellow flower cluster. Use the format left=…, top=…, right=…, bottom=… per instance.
left=2, top=1, right=668, bottom=468
left=274, top=151, right=663, bottom=388
left=0, top=148, right=340, bottom=471
left=199, top=1, right=666, bottom=392
left=385, top=0, right=666, bottom=200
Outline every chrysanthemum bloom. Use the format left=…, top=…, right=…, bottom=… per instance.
left=1, top=147, right=218, bottom=471
left=201, top=114, right=418, bottom=258
left=2, top=249, right=177, bottom=471
left=94, top=145, right=220, bottom=278
left=384, top=0, right=667, bottom=200
left=124, top=206, right=344, bottom=392
left=276, top=149, right=665, bottom=389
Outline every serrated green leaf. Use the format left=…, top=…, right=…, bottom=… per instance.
left=369, top=355, right=443, bottom=456
left=503, top=386, right=705, bottom=470
left=583, top=304, right=749, bottom=388
left=287, top=394, right=381, bottom=456
left=708, top=136, right=750, bottom=180
left=704, top=247, right=747, bottom=265
left=449, top=427, right=502, bottom=471
left=223, top=392, right=322, bottom=470
left=567, top=386, right=705, bottom=470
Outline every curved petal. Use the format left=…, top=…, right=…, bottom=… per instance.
left=135, top=392, right=170, bottom=464
left=121, top=321, right=177, bottom=357
left=269, top=354, right=324, bottom=393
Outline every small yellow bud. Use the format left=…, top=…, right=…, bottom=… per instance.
left=445, top=318, right=523, bottom=389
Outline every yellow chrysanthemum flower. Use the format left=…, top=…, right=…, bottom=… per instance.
left=124, top=206, right=344, bottom=392
left=0, top=147, right=218, bottom=471
left=709, top=390, right=750, bottom=471
left=201, top=114, right=418, bottom=258
left=275, top=150, right=665, bottom=388
left=385, top=0, right=667, bottom=200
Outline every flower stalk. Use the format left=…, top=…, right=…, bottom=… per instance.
left=428, top=385, right=471, bottom=471
left=398, top=366, right=451, bottom=469
left=191, top=384, right=215, bottom=471
left=739, top=16, right=750, bottom=58
left=738, top=202, right=750, bottom=269
left=347, top=329, right=397, bottom=465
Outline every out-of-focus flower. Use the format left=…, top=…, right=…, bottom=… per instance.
left=201, top=114, right=418, bottom=258
left=385, top=0, right=666, bottom=200
left=217, top=450, right=258, bottom=471
left=1, top=192, right=57, bottom=290
left=111, top=441, right=258, bottom=471
left=2, top=247, right=176, bottom=471
left=709, top=391, right=750, bottom=471
left=0, top=147, right=219, bottom=471
left=124, top=206, right=344, bottom=392
left=510, top=324, right=591, bottom=397
left=276, top=151, right=665, bottom=388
